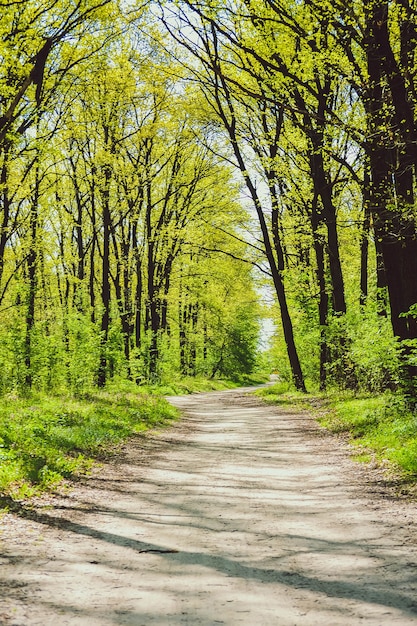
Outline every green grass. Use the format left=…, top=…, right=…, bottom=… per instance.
left=321, top=393, right=417, bottom=477
left=256, top=382, right=417, bottom=480
left=148, top=377, right=238, bottom=396
left=145, top=373, right=269, bottom=396
left=255, top=380, right=313, bottom=406
left=0, top=389, right=178, bottom=500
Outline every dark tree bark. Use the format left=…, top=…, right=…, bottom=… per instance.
left=310, top=193, right=330, bottom=390
left=293, top=81, right=346, bottom=316
left=179, top=279, right=198, bottom=377
left=145, top=167, right=160, bottom=379
left=97, top=164, right=112, bottom=388
left=360, top=168, right=371, bottom=307
left=88, top=170, right=98, bottom=324
left=238, top=160, right=306, bottom=391
left=211, top=66, right=306, bottom=390
left=179, top=284, right=187, bottom=376
left=0, top=145, right=11, bottom=302
left=132, top=220, right=143, bottom=352
left=68, top=153, right=86, bottom=311
left=365, top=2, right=417, bottom=391
left=25, top=164, right=40, bottom=388
left=308, top=146, right=346, bottom=315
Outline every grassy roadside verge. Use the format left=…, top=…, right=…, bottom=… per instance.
left=0, top=388, right=179, bottom=501
left=256, top=382, right=417, bottom=485
left=147, top=373, right=268, bottom=395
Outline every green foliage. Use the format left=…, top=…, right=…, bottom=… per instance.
left=0, top=390, right=178, bottom=499
left=105, top=374, right=242, bottom=395
left=261, top=339, right=293, bottom=384
left=266, top=282, right=400, bottom=393
left=148, top=377, right=239, bottom=395
left=213, top=306, right=260, bottom=379
left=255, top=381, right=312, bottom=405
left=320, top=393, right=417, bottom=477
left=257, top=383, right=417, bottom=478
left=323, top=310, right=399, bottom=392
left=65, top=312, right=102, bottom=392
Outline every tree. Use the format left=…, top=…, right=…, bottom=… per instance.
left=158, top=0, right=417, bottom=393
left=160, top=5, right=307, bottom=390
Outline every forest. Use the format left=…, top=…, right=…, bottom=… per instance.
left=1, top=0, right=417, bottom=496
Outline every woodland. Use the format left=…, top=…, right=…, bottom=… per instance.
left=1, top=0, right=417, bottom=495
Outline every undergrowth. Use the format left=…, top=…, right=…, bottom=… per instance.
left=256, top=382, right=417, bottom=479
left=145, top=372, right=269, bottom=396
left=0, top=388, right=178, bottom=500
left=320, top=392, right=417, bottom=477
left=255, top=380, right=313, bottom=406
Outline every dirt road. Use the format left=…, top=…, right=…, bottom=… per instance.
left=1, top=387, right=417, bottom=625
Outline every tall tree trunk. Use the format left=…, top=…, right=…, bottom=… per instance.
left=360, top=168, right=371, bottom=307
left=132, top=221, right=142, bottom=352
left=209, top=59, right=306, bottom=390
left=73, top=166, right=85, bottom=312
left=97, top=165, right=112, bottom=388
left=190, top=301, right=198, bottom=376
left=122, top=233, right=133, bottom=379
left=294, top=85, right=347, bottom=316
left=110, top=223, right=133, bottom=379
left=25, top=164, right=40, bottom=388
left=310, top=194, right=329, bottom=390
left=228, top=138, right=305, bottom=389
left=179, top=280, right=188, bottom=376
left=247, top=170, right=305, bottom=391
left=309, top=147, right=346, bottom=315
left=0, top=144, right=10, bottom=303
left=365, top=3, right=417, bottom=391
left=145, top=183, right=159, bottom=379
left=89, top=175, right=97, bottom=323
left=178, top=280, right=198, bottom=377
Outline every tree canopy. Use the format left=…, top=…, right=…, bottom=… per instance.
left=0, top=0, right=416, bottom=396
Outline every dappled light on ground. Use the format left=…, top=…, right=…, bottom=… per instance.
left=1, top=387, right=417, bottom=625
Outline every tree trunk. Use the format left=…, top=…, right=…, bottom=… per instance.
left=179, top=284, right=188, bottom=376
left=210, top=67, right=306, bottom=390
left=97, top=165, right=112, bottom=388
left=229, top=140, right=306, bottom=391
left=89, top=175, right=97, bottom=323
left=25, top=165, right=40, bottom=388
left=360, top=169, right=371, bottom=307
left=311, top=194, right=329, bottom=390
left=309, top=148, right=346, bottom=315
left=365, top=3, right=417, bottom=391
left=0, top=144, right=10, bottom=303
left=145, top=195, right=160, bottom=379
left=133, top=221, right=142, bottom=352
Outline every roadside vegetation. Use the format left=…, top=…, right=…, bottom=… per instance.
left=0, top=387, right=177, bottom=500
left=257, top=383, right=417, bottom=483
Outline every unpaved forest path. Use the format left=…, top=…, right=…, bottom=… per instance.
left=1, top=387, right=417, bottom=626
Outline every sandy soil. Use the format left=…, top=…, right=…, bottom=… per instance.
left=1, top=386, right=417, bottom=626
